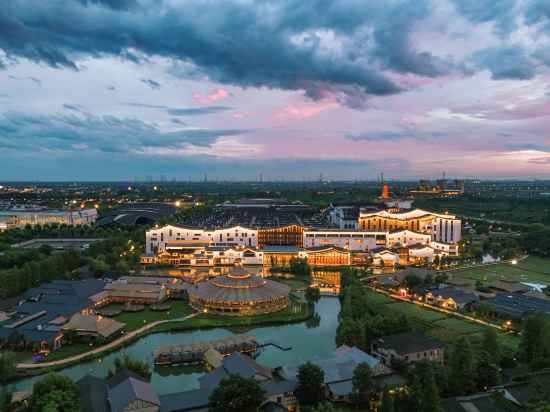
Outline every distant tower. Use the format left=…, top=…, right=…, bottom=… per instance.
left=381, top=173, right=390, bottom=199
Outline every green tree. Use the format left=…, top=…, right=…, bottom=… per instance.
left=409, top=361, right=441, bottom=412
left=209, top=375, right=266, bottom=412
left=481, top=328, right=500, bottom=365
left=520, top=314, right=550, bottom=367
left=295, top=362, right=325, bottom=408
left=28, top=373, right=80, bottom=412
left=351, top=362, right=373, bottom=405
left=380, top=388, right=395, bottom=412
left=306, top=287, right=321, bottom=304
left=312, top=403, right=343, bottom=412
left=108, top=353, right=151, bottom=380
left=448, top=337, right=476, bottom=395
left=0, top=351, right=17, bottom=384
left=475, top=351, right=500, bottom=390
left=0, top=388, right=12, bottom=412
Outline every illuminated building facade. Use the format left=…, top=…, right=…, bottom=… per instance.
left=359, top=209, right=461, bottom=243
left=188, top=266, right=290, bottom=316
left=0, top=208, right=97, bottom=229
left=257, top=224, right=304, bottom=248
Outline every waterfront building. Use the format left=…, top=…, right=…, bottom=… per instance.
left=303, top=246, right=351, bottom=266
left=262, top=245, right=301, bottom=267
left=61, top=314, right=125, bottom=341
left=188, top=266, right=291, bottom=316
left=359, top=208, right=461, bottom=243
left=0, top=207, right=97, bottom=229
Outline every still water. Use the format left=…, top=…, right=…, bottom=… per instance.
left=10, top=297, right=340, bottom=395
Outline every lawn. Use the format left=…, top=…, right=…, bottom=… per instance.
left=274, top=277, right=310, bottom=291
left=451, top=257, right=550, bottom=284
left=384, top=302, right=448, bottom=322
left=110, top=300, right=193, bottom=331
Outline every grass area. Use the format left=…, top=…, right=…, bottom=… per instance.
left=451, top=257, right=550, bottom=284
left=110, top=300, right=193, bottom=331
left=155, top=297, right=310, bottom=332
left=274, top=277, right=310, bottom=291
left=384, top=302, right=448, bottom=323
left=366, top=288, right=521, bottom=352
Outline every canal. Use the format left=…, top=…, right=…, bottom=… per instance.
left=10, top=297, right=340, bottom=395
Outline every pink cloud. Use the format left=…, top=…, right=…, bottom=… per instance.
left=192, top=88, right=231, bottom=104
left=273, top=99, right=339, bottom=120
left=232, top=111, right=253, bottom=119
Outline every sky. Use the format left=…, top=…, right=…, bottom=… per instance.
left=1, top=0, right=550, bottom=181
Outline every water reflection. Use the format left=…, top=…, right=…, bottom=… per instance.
left=10, top=297, right=340, bottom=395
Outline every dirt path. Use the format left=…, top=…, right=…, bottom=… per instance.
left=17, top=312, right=198, bottom=369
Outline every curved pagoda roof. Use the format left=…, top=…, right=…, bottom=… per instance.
left=191, top=266, right=290, bottom=303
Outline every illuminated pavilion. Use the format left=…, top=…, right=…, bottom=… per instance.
left=188, top=266, right=291, bottom=316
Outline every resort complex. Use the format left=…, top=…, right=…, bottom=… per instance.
left=141, top=202, right=461, bottom=268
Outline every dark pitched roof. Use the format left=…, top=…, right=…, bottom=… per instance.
left=77, top=375, right=109, bottom=412
left=376, top=332, right=443, bottom=356
left=108, top=369, right=160, bottom=412
left=199, top=352, right=273, bottom=389
left=159, top=388, right=212, bottom=412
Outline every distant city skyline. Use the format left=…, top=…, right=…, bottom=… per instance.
left=1, top=0, right=550, bottom=180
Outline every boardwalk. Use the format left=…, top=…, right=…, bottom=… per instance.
left=17, top=312, right=198, bottom=370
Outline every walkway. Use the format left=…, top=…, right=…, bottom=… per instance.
left=17, top=312, right=198, bottom=370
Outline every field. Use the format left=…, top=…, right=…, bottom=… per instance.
left=365, top=289, right=520, bottom=351
left=450, top=256, right=550, bottom=285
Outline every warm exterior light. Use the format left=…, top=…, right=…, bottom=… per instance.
left=175, top=200, right=181, bottom=207
left=511, top=259, right=517, bottom=265
left=94, top=203, right=99, bottom=208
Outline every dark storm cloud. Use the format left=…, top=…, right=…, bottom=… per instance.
left=77, top=0, right=138, bottom=10
left=141, top=78, right=161, bottom=90
left=450, top=0, right=517, bottom=35
left=0, top=112, right=247, bottom=153
left=124, top=102, right=233, bottom=116
left=470, top=46, right=536, bottom=80
left=0, top=0, right=463, bottom=107
left=525, top=0, right=550, bottom=30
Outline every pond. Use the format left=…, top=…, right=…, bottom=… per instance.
left=9, top=297, right=340, bottom=395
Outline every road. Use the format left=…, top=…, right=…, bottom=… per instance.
left=17, top=312, right=198, bottom=369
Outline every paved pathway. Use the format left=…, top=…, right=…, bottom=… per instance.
left=17, top=312, right=198, bottom=369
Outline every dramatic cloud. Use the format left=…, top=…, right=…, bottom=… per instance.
left=0, top=112, right=247, bottom=154
left=471, top=46, right=536, bottom=80
left=0, top=0, right=465, bottom=106
left=450, top=0, right=518, bottom=35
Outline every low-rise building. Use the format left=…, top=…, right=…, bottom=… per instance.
left=372, top=332, right=445, bottom=365
left=61, top=314, right=125, bottom=340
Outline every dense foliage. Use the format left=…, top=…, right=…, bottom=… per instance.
left=209, top=375, right=266, bottom=412
left=295, top=362, right=325, bottom=409
left=108, top=354, right=152, bottom=380
left=28, top=373, right=80, bottom=412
